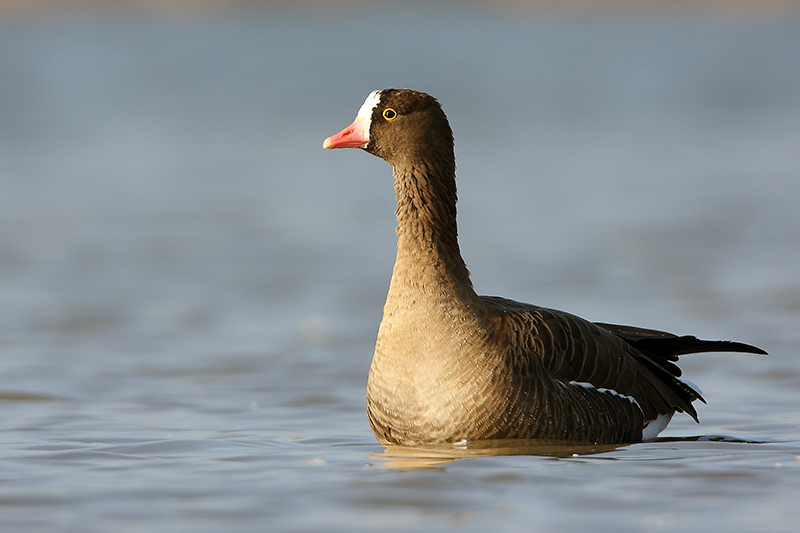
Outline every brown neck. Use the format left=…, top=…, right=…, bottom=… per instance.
left=390, top=157, right=473, bottom=290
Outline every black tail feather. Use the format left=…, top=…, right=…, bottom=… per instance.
left=634, top=336, right=768, bottom=358
left=595, top=322, right=768, bottom=359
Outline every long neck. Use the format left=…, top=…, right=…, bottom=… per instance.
left=390, top=156, right=473, bottom=290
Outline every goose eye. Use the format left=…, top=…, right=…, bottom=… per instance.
left=382, top=108, right=397, bottom=120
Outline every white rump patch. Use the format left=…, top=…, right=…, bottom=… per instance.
left=642, top=412, right=674, bottom=440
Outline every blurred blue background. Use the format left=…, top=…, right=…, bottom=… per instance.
left=1, top=2, right=799, bottom=531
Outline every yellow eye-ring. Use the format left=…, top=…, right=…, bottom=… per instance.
left=383, top=108, right=397, bottom=120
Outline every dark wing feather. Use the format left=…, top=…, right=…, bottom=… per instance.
left=481, top=296, right=711, bottom=425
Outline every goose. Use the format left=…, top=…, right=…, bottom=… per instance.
left=323, top=88, right=766, bottom=446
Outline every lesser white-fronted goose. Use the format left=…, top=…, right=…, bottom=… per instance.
left=323, top=89, right=766, bottom=446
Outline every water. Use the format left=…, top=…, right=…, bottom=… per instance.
left=1, top=5, right=799, bottom=532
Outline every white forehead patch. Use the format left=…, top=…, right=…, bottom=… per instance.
left=351, top=90, right=383, bottom=140
left=357, top=90, right=383, bottom=120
